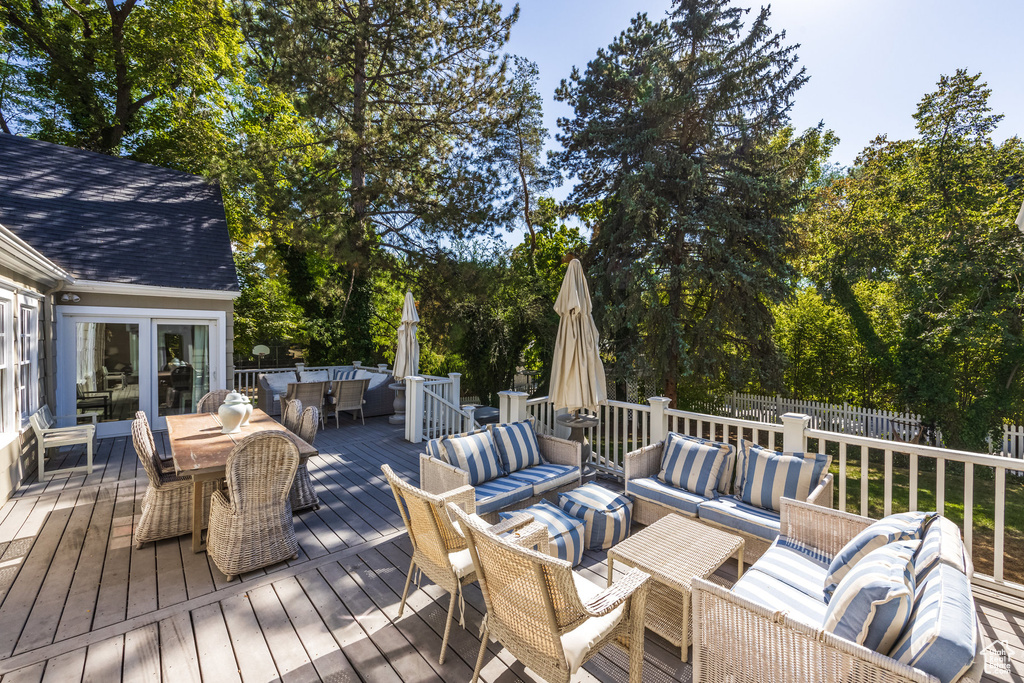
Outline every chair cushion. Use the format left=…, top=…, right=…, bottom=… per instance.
left=426, top=427, right=488, bottom=465
left=627, top=476, right=706, bottom=517
left=558, top=483, right=632, bottom=550
left=561, top=572, right=626, bottom=673
left=824, top=540, right=919, bottom=653
left=442, top=431, right=504, bottom=485
left=657, top=432, right=730, bottom=498
left=824, top=511, right=936, bottom=602
left=501, top=500, right=585, bottom=566
left=474, top=478, right=534, bottom=516
left=299, top=370, right=330, bottom=382
left=749, top=536, right=831, bottom=601
left=490, top=421, right=542, bottom=473
left=889, top=563, right=978, bottom=683
left=915, top=516, right=973, bottom=582
left=262, top=373, right=295, bottom=398
left=505, top=464, right=579, bottom=496
left=334, top=368, right=358, bottom=380
left=731, top=566, right=827, bottom=629
left=696, top=497, right=781, bottom=542
left=449, top=548, right=475, bottom=579
left=739, top=442, right=831, bottom=513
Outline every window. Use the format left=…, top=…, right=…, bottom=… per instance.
left=18, top=302, right=38, bottom=421
left=0, top=300, right=7, bottom=432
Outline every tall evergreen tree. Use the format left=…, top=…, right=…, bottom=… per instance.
left=556, top=0, right=831, bottom=404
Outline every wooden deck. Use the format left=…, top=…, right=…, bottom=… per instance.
left=0, top=417, right=1021, bottom=682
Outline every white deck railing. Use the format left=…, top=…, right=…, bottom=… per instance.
left=232, top=361, right=392, bottom=399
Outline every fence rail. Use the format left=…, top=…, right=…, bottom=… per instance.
left=232, top=362, right=392, bottom=400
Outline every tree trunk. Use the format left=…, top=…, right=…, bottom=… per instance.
left=350, top=0, right=369, bottom=247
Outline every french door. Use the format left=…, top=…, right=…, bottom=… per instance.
left=57, top=308, right=224, bottom=437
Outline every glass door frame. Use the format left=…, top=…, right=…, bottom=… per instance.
left=56, top=306, right=225, bottom=437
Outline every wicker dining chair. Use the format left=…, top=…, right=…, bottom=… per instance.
left=381, top=464, right=544, bottom=665
left=206, top=431, right=300, bottom=581
left=448, top=502, right=652, bottom=683
left=281, top=398, right=303, bottom=433
left=329, top=378, right=370, bottom=425
left=289, top=406, right=320, bottom=512
left=131, top=412, right=213, bottom=548
left=285, top=381, right=326, bottom=429
left=132, top=409, right=174, bottom=474
left=197, top=389, right=234, bottom=414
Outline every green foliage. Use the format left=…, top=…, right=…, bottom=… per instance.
left=232, top=242, right=305, bottom=362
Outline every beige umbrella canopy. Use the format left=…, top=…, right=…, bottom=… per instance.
left=550, top=259, right=607, bottom=414
left=393, top=291, right=420, bottom=381
left=1016, top=199, right=1024, bottom=233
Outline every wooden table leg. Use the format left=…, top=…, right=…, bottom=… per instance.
left=192, top=478, right=205, bottom=553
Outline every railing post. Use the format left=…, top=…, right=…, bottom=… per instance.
left=405, top=376, right=424, bottom=443
left=352, top=360, right=362, bottom=368
left=461, top=406, right=476, bottom=432
left=648, top=397, right=670, bottom=443
left=378, top=363, right=388, bottom=372
left=296, top=362, right=305, bottom=373
left=449, top=373, right=461, bottom=404
left=498, top=391, right=528, bottom=424
left=781, top=412, right=811, bottom=453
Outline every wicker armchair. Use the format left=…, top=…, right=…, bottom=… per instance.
left=286, top=381, right=326, bottom=429
left=197, top=389, right=234, bottom=414
left=448, top=502, right=651, bottom=683
left=131, top=412, right=213, bottom=548
left=329, top=378, right=370, bottom=425
left=289, top=406, right=320, bottom=512
left=206, top=432, right=300, bottom=581
left=381, top=464, right=545, bottom=665
left=281, top=398, right=303, bottom=432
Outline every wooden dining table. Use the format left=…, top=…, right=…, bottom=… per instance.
left=167, top=408, right=318, bottom=553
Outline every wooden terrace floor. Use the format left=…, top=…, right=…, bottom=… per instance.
left=0, top=417, right=1021, bottom=682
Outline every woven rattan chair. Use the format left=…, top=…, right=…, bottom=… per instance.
left=206, top=431, right=300, bottom=581
left=132, top=412, right=212, bottom=548
left=329, top=378, right=370, bottom=425
left=448, top=502, right=652, bottom=683
left=289, top=406, right=320, bottom=512
left=285, top=381, right=326, bottom=429
left=281, top=398, right=303, bottom=432
left=382, top=464, right=544, bottom=665
left=197, top=389, right=234, bottom=414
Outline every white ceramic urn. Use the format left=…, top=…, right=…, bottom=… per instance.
left=240, top=393, right=253, bottom=426
left=219, top=391, right=248, bottom=434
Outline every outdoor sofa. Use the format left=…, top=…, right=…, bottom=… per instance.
left=624, top=433, right=834, bottom=561
left=692, top=498, right=984, bottom=683
left=256, top=367, right=395, bottom=418
left=419, top=421, right=582, bottom=522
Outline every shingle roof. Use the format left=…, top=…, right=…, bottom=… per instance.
left=0, top=135, right=238, bottom=291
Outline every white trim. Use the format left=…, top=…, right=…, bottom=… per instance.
left=70, top=279, right=239, bottom=300
left=0, top=222, right=74, bottom=286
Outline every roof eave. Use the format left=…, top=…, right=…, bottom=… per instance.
left=70, top=279, right=240, bottom=301
left=0, top=222, right=75, bottom=287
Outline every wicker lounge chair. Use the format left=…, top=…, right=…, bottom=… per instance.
left=329, top=378, right=370, bottom=425
left=289, top=406, right=320, bottom=512
left=131, top=411, right=212, bottom=548
left=197, top=389, right=234, bottom=414
left=286, top=381, right=326, bottom=429
left=448, top=501, right=652, bottom=683
left=206, top=431, right=300, bottom=581
left=381, top=464, right=545, bottom=665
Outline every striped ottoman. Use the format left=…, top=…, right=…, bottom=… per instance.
left=558, top=483, right=632, bottom=550
left=500, top=500, right=584, bottom=566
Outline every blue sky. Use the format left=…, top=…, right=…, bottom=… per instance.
left=504, top=0, right=1024, bottom=198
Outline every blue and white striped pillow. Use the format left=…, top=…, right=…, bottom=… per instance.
left=657, top=432, right=730, bottom=498
left=490, top=421, right=542, bottom=473
left=334, top=369, right=358, bottom=380
left=426, top=427, right=488, bottom=465
left=442, top=431, right=503, bottom=485
left=824, top=511, right=936, bottom=602
left=739, top=445, right=831, bottom=513
left=824, top=540, right=920, bottom=653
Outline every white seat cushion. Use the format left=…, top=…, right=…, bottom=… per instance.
left=560, top=572, right=625, bottom=673
left=449, top=548, right=475, bottom=579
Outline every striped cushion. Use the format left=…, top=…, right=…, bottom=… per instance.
left=751, top=536, right=831, bottom=601
left=696, top=497, right=781, bottom=542
left=426, top=427, right=489, bottom=465
left=501, top=500, right=585, bottom=566
left=334, top=369, right=358, bottom=380
left=474, top=478, right=534, bottom=515
left=490, top=421, right=542, bottom=473
left=558, top=484, right=632, bottom=550
left=505, top=464, right=579, bottom=495
left=627, top=476, right=707, bottom=516
left=657, top=432, right=730, bottom=498
left=731, top=567, right=827, bottom=629
left=824, top=540, right=919, bottom=653
left=889, top=563, right=978, bottom=683
left=443, top=431, right=504, bottom=485
left=824, top=511, right=936, bottom=602
left=915, top=516, right=973, bottom=582
left=739, top=444, right=831, bottom=513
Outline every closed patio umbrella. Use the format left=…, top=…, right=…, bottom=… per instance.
left=1016, top=199, right=1024, bottom=233
left=393, top=291, right=420, bottom=381
left=550, top=259, right=606, bottom=414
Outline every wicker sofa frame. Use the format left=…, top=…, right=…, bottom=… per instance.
left=419, top=433, right=582, bottom=522
left=624, top=441, right=834, bottom=561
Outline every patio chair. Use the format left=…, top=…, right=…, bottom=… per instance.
left=76, top=381, right=110, bottom=419
left=286, top=381, right=327, bottom=429
left=282, top=398, right=303, bottom=432
left=329, top=378, right=370, bottom=425
left=29, top=405, right=96, bottom=480
left=197, top=389, right=234, bottom=414
left=206, top=431, right=299, bottom=581
left=381, top=464, right=545, bottom=665
left=289, top=406, right=320, bottom=512
left=132, top=411, right=213, bottom=548
left=448, top=502, right=652, bottom=683
left=133, top=409, right=174, bottom=474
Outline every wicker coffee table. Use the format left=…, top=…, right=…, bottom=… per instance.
left=606, top=513, right=744, bottom=660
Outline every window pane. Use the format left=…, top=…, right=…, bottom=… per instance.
left=75, top=322, right=140, bottom=423
left=157, top=324, right=211, bottom=417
